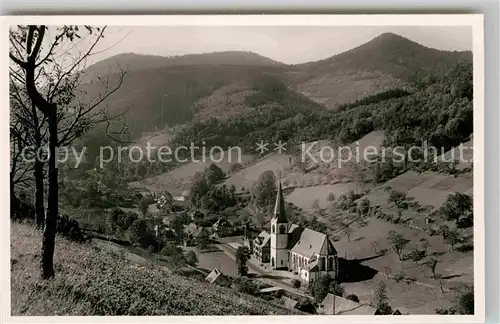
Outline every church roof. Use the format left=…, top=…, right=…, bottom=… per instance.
left=289, top=228, right=337, bottom=256
left=273, top=182, right=288, bottom=223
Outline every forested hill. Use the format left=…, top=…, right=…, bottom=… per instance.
left=77, top=59, right=472, bottom=183
left=293, top=32, right=471, bottom=82
left=79, top=32, right=471, bottom=142
left=172, top=61, right=473, bottom=156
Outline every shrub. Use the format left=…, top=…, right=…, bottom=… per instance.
left=295, top=297, right=316, bottom=314
left=232, top=276, right=259, bottom=296
left=387, top=189, right=408, bottom=210
left=445, top=229, right=463, bottom=251
left=356, top=198, right=371, bottom=217
left=346, top=294, right=359, bottom=303
left=57, top=214, right=87, bottom=243
left=185, top=250, right=198, bottom=267
left=292, top=279, right=301, bottom=290
left=403, top=248, right=426, bottom=262
left=393, top=272, right=406, bottom=283
left=107, top=207, right=124, bottom=232
left=456, top=243, right=474, bottom=253
left=139, top=196, right=154, bottom=217
left=161, top=241, right=181, bottom=255
left=117, top=211, right=139, bottom=231
left=457, top=215, right=473, bottom=228
left=309, top=274, right=344, bottom=301
left=205, top=163, right=225, bottom=185
left=404, top=276, right=417, bottom=285
left=127, top=219, right=149, bottom=243
left=440, top=192, right=473, bottom=223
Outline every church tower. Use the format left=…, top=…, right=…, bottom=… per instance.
left=270, top=182, right=289, bottom=269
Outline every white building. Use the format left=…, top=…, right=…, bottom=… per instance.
left=269, top=182, right=339, bottom=283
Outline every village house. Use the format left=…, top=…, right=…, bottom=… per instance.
left=205, top=268, right=229, bottom=286
left=262, top=182, right=339, bottom=283
left=212, top=218, right=232, bottom=238
left=183, top=223, right=209, bottom=247
left=154, top=223, right=177, bottom=240
left=252, top=230, right=271, bottom=263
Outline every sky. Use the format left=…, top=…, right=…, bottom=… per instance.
left=79, top=26, right=472, bottom=66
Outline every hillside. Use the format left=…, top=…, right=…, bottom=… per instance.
left=80, top=51, right=287, bottom=138
left=287, top=32, right=472, bottom=109
left=11, top=222, right=299, bottom=316
left=78, top=32, right=471, bottom=140
left=79, top=64, right=288, bottom=139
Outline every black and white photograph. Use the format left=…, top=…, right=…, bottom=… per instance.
left=3, top=14, right=484, bottom=321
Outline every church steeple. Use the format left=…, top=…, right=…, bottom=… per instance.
left=273, top=182, right=288, bottom=223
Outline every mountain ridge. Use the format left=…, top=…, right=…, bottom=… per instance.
left=80, top=32, right=472, bottom=140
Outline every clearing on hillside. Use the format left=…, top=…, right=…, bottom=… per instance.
left=224, top=131, right=386, bottom=192
left=285, top=183, right=362, bottom=211
left=129, top=149, right=256, bottom=194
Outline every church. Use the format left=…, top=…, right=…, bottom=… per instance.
left=251, top=182, right=339, bottom=284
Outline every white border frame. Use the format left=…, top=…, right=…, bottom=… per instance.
left=0, top=14, right=485, bottom=324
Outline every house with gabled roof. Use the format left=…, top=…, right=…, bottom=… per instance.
left=252, top=230, right=271, bottom=263
left=183, top=223, right=209, bottom=246
left=266, top=182, right=339, bottom=283
left=205, top=268, right=228, bottom=286
left=212, top=218, right=232, bottom=238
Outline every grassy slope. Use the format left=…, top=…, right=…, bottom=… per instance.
left=11, top=222, right=298, bottom=316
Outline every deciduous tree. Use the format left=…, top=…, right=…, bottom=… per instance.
left=387, top=230, right=410, bottom=261
left=252, top=170, right=277, bottom=212
left=10, top=25, right=125, bottom=279
left=236, top=246, right=251, bottom=276
left=424, top=257, right=439, bottom=279
left=374, top=280, right=393, bottom=315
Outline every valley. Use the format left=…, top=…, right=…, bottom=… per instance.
left=10, top=27, right=475, bottom=317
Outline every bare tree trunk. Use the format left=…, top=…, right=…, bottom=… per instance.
left=34, top=160, right=45, bottom=228
left=10, top=173, right=19, bottom=219
left=32, top=102, right=45, bottom=229
left=41, top=116, right=58, bottom=279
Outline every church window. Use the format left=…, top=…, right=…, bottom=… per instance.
left=328, top=257, right=334, bottom=271
left=271, top=257, right=275, bottom=267
left=272, top=225, right=276, bottom=234
left=279, top=224, right=286, bottom=234
left=281, top=259, right=283, bottom=265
